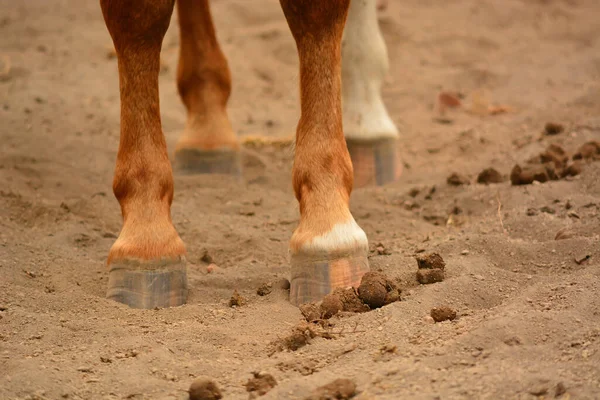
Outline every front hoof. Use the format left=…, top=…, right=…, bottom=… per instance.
left=107, top=257, right=188, bottom=309
left=346, top=137, right=403, bottom=187
left=174, top=147, right=242, bottom=177
left=290, top=254, right=369, bottom=306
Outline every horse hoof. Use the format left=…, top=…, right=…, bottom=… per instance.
left=107, top=257, right=188, bottom=309
left=289, top=254, right=369, bottom=306
left=174, top=147, right=242, bottom=177
left=346, top=137, right=402, bottom=188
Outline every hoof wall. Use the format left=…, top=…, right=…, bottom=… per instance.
left=346, top=137, right=402, bottom=187
left=290, top=255, right=369, bottom=306
left=107, top=258, right=188, bottom=309
left=174, top=148, right=242, bottom=177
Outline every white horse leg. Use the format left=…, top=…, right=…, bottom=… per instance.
left=342, top=0, right=401, bottom=187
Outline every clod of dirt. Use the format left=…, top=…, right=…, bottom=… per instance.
left=540, top=206, right=555, bottom=214
left=276, top=322, right=317, bottom=352
left=555, top=382, right=567, bottom=397
left=544, top=122, right=564, bottom=135
left=357, top=272, right=401, bottom=309
left=416, top=269, right=445, bottom=284
left=334, top=287, right=370, bottom=313
left=245, top=372, right=277, bottom=397
left=510, top=164, right=554, bottom=185
left=526, top=208, right=538, bottom=216
left=539, top=144, right=569, bottom=168
left=257, top=282, right=272, bottom=296
left=228, top=290, right=246, bottom=307
left=320, top=293, right=344, bottom=319
left=416, top=253, right=446, bottom=269
left=447, top=172, right=470, bottom=186
left=573, top=141, right=600, bottom=160
left=555, top=228, right=574, bottom=240
left=299, top=302, right=321, bottom=322
left=562, top=161, right=582, bottom=177
left=375, top=243, right=391, bottom=255
left=430, top=306, right=457, bottom=322
left=200, top=249, right=213, bottom=264
left=304, top=378, right=357, bottom=400
left=477, top=168, right=504, bottom=184
left=189, top=377, right=223, bottom=400
left=277, top=278, right=291, bottom=290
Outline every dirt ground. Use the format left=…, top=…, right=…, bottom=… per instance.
left=1, top=0, right=600, bottom=399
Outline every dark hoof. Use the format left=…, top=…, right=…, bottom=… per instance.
left=174, top=148, right=242, bottom=177
left=289, top=254, right=370, bottom=306
left=346, top=137, right=402, bottom=187
left=107, top=257, right=187, bottom=309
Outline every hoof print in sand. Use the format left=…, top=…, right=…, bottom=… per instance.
left=416, top=253, right=446, bottom=284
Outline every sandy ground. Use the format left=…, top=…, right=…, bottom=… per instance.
left=1, top=0, right=600, bottom=399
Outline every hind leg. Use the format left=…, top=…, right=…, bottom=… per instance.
left=173, top=0, right=241, bottom=176
left=342, top=0, right=402, bottom=187
left=101, top=0, right=187, bottom=309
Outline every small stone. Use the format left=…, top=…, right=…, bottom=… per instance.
left=461, top=250, right=469, bottom=255
left=189, top=377, right=223, bottom=400
left=430, top=306, right=457, bottom=322
left=555, top=382, right=567, bottom=397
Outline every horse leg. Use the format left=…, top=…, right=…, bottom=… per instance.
left=279, top=0, right=370, bottom=305
left=100, top=0, right=187, bottom=309
left=343, top=0, right=402, bottom=187
left=174, top=0, right=240, bottom=176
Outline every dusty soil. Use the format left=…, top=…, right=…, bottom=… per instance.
left=1, top=0, right=600, bottom=399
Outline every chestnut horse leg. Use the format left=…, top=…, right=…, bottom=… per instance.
left=342, top=0, right=402, bottom=187
left=173, top=0, right=241, bottom=176
left=279, top=0, right=370, bottom=305
left=100, top=0, right=188, bottom=309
